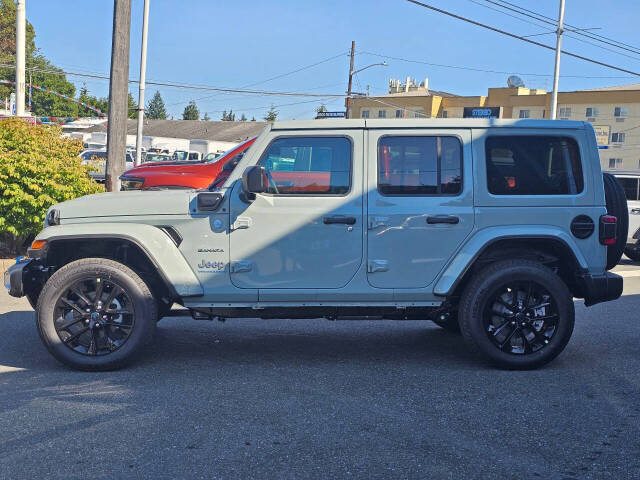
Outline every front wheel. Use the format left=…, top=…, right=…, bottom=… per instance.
left=36, top=258, right=157, bottom=371
left=458, top=259, right=574, bottom=370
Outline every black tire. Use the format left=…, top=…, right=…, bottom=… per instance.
left=624, top=246, right=640, bottom=262
left=458, top=259, right=574, bottom=370
left=603, top=172, right=628, bottom=270
left=432, top=311, right=461, bottom=333
left=36, top=258, right=157, bottom=371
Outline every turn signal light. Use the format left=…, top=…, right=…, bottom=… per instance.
left=30, top=240, right=47, bottom=250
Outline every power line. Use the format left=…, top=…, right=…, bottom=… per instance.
left=0, top=63, right=346, bottom=98
left=359, top=51, right=634, bottom=79
left=404, top=0, right=640, bottom=77
left=471, top=0, right=640, bottom=62
left=165, top=51, right=348, bottom=109
left=487, top=0, right=640, bottom=54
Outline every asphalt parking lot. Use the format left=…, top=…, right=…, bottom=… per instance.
left=1, top=261, right=639, bottom=480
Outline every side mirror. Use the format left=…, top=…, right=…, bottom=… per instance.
left=242, top=166, right=267, bottom=194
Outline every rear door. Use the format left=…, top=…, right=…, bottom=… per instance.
left=366, top=129, right=474, bottom=288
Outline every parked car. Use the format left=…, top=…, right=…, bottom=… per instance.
left=172, top=150, right=202, bottom=161
left=143, top=153, right=173, bottom=163
left=5, top=119, right=626, bottom=371
left=611, top=171, right=640, bottom=261
left=120, top=137, right=256, bottom=190
left=79, top=150, right=135, bottom=182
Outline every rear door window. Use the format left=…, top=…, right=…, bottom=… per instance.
left=485, top=136, right=584, bottom=195
left=377, top=136, right=462, bottom=195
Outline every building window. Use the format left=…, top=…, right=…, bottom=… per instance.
left=519, top=109, right=530, bottom=119
left=361, top=109, right=370, bottom=119
left=608, top=158, right=623, bottom=169
left=395, top=109, right=403, bottom=118
left=414, top=109, right=425, bottom=118
left=614, top=106, right=628, bottom=118
left=378, top=136, right=462, bottom=195
left=558, top=107, right=571, bottom=118
left=442, top=110, right=448, bottom=118
left=378, top=110, right=386, bottom=118
left=586, top=107, right=599, bottom=118
left=258, top=136, right=351, bottom=195
left=485, top=136, right=584, bottom=195
left=611, top=132, right=626, bottom=143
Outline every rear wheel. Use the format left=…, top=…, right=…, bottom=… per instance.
left=459, top=259, right=574, bottom=369
left=36, top=258, right=157, bottom=371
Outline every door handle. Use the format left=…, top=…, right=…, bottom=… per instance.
left=323, top=215, right=356, bottom=225
left=427, top=215, right=460, bottom=225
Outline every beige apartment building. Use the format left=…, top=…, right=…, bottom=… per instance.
left=350, top=77, right=640, bottom=172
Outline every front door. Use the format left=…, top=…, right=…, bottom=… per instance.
left=366, top=129, right=474, bottom=288
left=229, top=131, right=363, bottom=290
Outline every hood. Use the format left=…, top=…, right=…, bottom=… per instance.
left=53, top=189, right=193, bottom=220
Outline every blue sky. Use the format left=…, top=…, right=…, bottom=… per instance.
left=26, top=0, right=640, bottom=120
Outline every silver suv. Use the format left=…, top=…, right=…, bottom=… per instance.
left=5, top=119, right=626, bottom=370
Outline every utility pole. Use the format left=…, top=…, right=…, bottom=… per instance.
left=550, top=0, right=565, bottom=120
left=135, top=0, right=150, bottom=166
left=345, top=41, right=355, bottom=119
left=15, top=0, right=25, bottom=116
left=105, top=0, right=132, bottom=192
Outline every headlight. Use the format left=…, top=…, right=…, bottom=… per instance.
left=120, top=176, right=145, bottom=190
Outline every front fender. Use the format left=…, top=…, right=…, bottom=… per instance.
left=433, top=225, right=589, bottom=296
left=34, top=223, right=203, bottom=297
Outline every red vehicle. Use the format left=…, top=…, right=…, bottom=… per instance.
left=120, top=137, right=256, bottom=190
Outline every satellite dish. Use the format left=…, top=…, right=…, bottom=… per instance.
left=507, top=75, right=525, bottom=88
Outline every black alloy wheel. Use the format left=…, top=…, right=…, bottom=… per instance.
left=482, top=281, right=558, bottom=355
left=458, top=259, right=574, bottom=369
left=53, top=277, right=135, bottom=356
left=36, top=258, right=157, bottom=370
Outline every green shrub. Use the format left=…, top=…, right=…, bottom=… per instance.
left=0, top=117, right=104, bottom=253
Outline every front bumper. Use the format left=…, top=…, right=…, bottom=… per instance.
left=576, top=271, right=623, bottom=307
left=4, top=259, right=33, bottom=297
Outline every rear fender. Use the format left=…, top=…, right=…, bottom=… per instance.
left=434, top=226, right=589, bottom=296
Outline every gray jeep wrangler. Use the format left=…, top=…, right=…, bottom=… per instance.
left=5, top=119, right=627, bottom=371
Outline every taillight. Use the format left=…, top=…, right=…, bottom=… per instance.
left=599, top=215, right=617, bottom=245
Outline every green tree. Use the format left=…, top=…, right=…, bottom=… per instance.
left=127, top=93, right=138, bottom=119
left=77, top=84, right=108, bottom=117
left=0, top=117, right=103, bottom=252
left=203, top=112, right=210, bottom=121
left=0, top=1, right=78, bottom=117
left=182, top=101, right=199, bottom=120
left=251, top=116, right=256, bottom=121
left=146, top=90, right=167, bottom=119
left=240, top=113, right=247, bottom=121
left=263, top=105, right=278, bottom=122
left=316, top=104, right=328, bottom=114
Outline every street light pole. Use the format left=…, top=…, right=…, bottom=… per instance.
left=135, top=0, right=150, bottom=166
left=550, top=0, right=565, bottom=120
left=345, top=41, right=355, bottom=119
left=15, top=0, right=25, bottom=116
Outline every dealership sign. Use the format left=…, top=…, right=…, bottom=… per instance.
left=593, top=125, right=610, bottom=146
left=463, top=106, right=501, bottom=118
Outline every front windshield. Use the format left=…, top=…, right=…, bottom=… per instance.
left=173, top=151, right=188, bottom=161
left=146, top=154, right=170, bottom=162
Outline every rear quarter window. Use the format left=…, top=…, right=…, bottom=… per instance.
left=485, top=135, right=584, bottom=195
